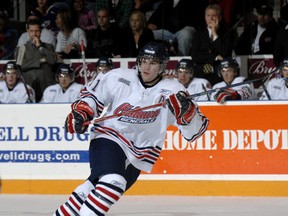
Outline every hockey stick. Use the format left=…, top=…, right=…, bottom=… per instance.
left=83, top=102, right=166, bottom=126
left=80, top=40, right=88, bottom=85
left=83, top=68, right=279, bottom=125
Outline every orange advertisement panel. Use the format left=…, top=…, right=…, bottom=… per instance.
left=147, top=102, right=288, bottom=175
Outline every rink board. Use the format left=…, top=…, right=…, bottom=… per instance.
left=0, top=102, right=288, bottom=196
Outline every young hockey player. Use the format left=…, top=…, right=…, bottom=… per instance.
left=53, top=42, right=209, bottom=216
left=176, top=58, right=212, bottom=101
left=41, top=64, right=83, bottom=103
left=212, top=57, right=256, bottom=103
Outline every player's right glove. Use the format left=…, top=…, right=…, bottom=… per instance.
left=65, top=100, right=94, bottom=134
left=214, top=88, right=241, bottom=104
left=166, top=91, right=196, bottom=125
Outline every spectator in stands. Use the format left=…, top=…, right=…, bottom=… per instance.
left=212, top=57, right=256, bottom=103
left=191, top=4, right=235, bottom=85
left=55, top=9, right=87, bottom=60
left=176, top=58, right=212, bottom=101
left=86, top=8, right=124, bottom=58
left=234, top=4, right=281, bottom=55
left=259, top=58, right=288, bottom=100
left=273, top=3, right=288, bottom=67
left=147, top=0, right=207, bottom=56
left=33, top=0, right=50, bottom=22
left=17, top=9, right=56, bottom=48
left=71, top=0, right=97, bottom=33
left=95, top=0, right=135, bottom=30
left=123, top=10, right=154, bottom=57
left=41, top=63, right=83, bottom=103
left=15, top=19, right=57, bottom=102
left=0, top=61, right=35, bottom=103
left=0, top=10, right=18, bottom=60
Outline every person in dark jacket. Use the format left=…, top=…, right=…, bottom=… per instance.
left=234, top=4, right=281, bottom=55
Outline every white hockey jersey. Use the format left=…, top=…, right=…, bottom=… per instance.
left=0, top=80, right=35, bottom=103
left=211, top=77, right=257, bottom=100
left=41, top=82, right=84, bottom=103
left=259, top=78, right=288, bottom=100
left=186, top=78, right=212, bottom=101
left=80, top=68, right=209, bottom=172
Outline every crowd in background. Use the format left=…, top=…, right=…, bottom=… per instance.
left=0, top=0, right=288, bottom=103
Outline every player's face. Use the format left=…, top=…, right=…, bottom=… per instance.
left=140, top=57, right=161, bottom=84
left=220, top=67, right=235, bottom=85
left=96, top=66, right=110, bottom=74
left=58, top=74, right=71, bottom=89
left=177, top=68, right=192, bottom=86
left=5, top=69, right=18, bottom=88
left=282, top=66, right=288, bottom=79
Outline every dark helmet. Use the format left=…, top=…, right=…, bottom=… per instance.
left=136, top=42, right=170, bottom=74
left=280, top=58, right=288, bottom=75
left=176, top=59, right=195, bottom=76
left=55, top=64, right=75, bottom=83
left=95, top=57, right=114, bottom=70
left=4, top=61, right=21, bottom=77
left=218, top=57, right=240, bottom=77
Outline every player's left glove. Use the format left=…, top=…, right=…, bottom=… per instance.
left=65, top=100, right=94, bottom=134
left=214, top=88, right=241, bottom=104
left=166, top=91, right=196, bottom=125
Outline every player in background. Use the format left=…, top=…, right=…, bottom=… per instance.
left=0, top=61, right=35, bottom=103
left=41, top=64, right=83, bottom=103
left=176, top=58, right=212, bottom=101
left=212, top=57, right=257, bottom=104
left=53, top=42, right=209, bottom=216
left=259, top=58, right=288, bottom=100
left=95, top=56, right=114, bottom=76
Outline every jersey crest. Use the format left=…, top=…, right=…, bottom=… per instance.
left=114, top=103, right=161, bottom=124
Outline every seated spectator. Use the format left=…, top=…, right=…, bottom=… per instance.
left=259, top=58, right=288, bottom=100
left=55, top=9, right=87, bottom=60
left=95, top=0, right=135, bottom=30
left=0, top=10, right=18, bottom=60
left=273, top=4, right=288, bottom=67
left=29, top=0, right=51, bottom=23
left=212, top=57, right=256, bottom=104
left=41, top=64, right=83, bottom=103
left=191, top=4, right=235, bottom=86
left=71, top=0, right=97, bottom=32
left=123, top=10, right=154, bottom=57
left=17, top=9, right=56, bottom=48
left=234, top=4, right=281, bottom=55
left=147, top=0, right=207, bottom=56
left=15, top=19, right=57, bottom=102
left=0, top=61, right=35, bottom=103
left=176, top=58, right=212, bottom=101
left=86, top=8, right=124, bottom=58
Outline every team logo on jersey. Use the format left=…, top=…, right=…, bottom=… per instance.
left=118, top=78, right=130, bottom=86
left=159, top=89, right=172, bottom=95
left=114, top=103, right=161, bottom=124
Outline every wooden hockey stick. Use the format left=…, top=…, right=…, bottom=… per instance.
left=83, top=68, right=279, bottom=125
left=83, top=102, right=166, bottom=126
left=80, top=40, right=88, bottom=85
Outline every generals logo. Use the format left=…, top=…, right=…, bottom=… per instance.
left=114, top=103, right=161, bottom=124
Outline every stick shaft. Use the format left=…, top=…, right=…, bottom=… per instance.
left=83, top=102, right=166, bottom=125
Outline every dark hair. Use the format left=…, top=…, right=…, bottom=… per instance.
left=26, top=18, right=42, bottom=29
left=57, top=9, right=79, bottom=33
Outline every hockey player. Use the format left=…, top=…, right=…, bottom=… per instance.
left=53, top=42, right=209, bottom=216
left=41, top=64, right=84, bottom=103
left=259, top=58, right=288, bottom=100
left=0, top=61, right=35, bottom=103
left=95, top=56, right=114, bottom=75
left=212, top=57, right=256, bottom=104
left=176, top=58, right=212, bottom=101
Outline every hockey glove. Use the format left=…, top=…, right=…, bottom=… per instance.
left=166, top=91, right=196, bottom=125
left=65, top=100, right=94, bottom=134
left=214, top=88, right=241, bottom=104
